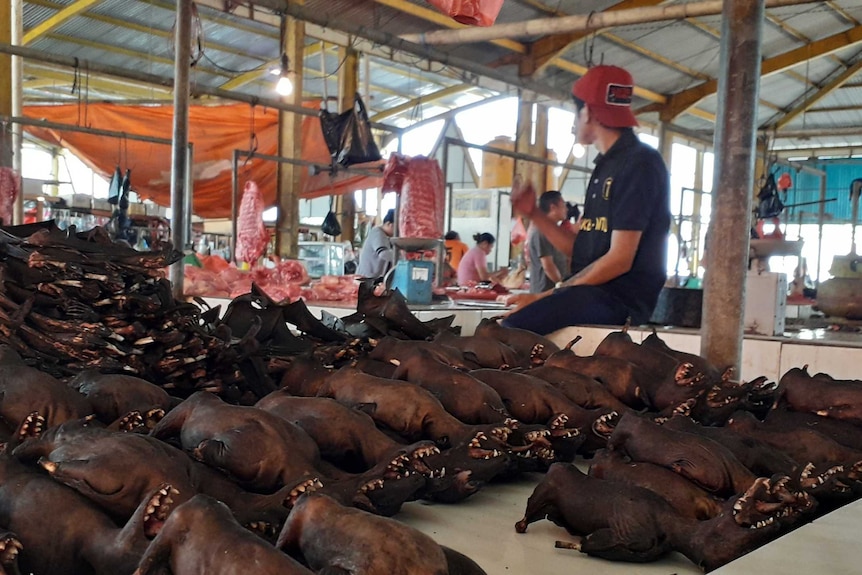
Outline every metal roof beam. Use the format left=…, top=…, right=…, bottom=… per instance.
left=372, top=0, right=526, bottom=54
left=773, top=59, right=862, bottom=130
left=370, top=84, right=474, bottom=122
left=24, top=0, right=103, bottom=45
left=525, top=0, right=664, bottom=75
left=658, top=23, right=862, bottom=121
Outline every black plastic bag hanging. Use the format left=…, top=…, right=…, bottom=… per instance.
left=756, top=172, right=785, bottom=219
left=321, top=197, right=342, bottom=237
left=107, top=166, right=122, bottom=205
left=319, top=94, right=382, bottom=167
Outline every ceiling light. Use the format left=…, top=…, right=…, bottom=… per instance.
left=275, top=53, right=293, bottom=97
left=572, top=143, right=586, bottom=159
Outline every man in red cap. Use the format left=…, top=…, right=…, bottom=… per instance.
left=504, top=65, right=671, bottom=335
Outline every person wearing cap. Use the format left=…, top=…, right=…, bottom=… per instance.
left=357, top=208, right=396, bottom=279
left=504, top=65, right=671, bottom=335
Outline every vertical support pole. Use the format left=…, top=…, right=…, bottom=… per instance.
left=169, top=0, right=192, bottom=297
left=533, top=103, right=549, bottom=194
left=11, top=0, right=23, bottom=224
left=231, top=149, right=239, bottom=263
left=183, top=143, right=194, bottom=249
left=514, top=96, right=534, bottom=189
left=691, top=148, right=705, bottom=274
left=815, top=173, right=826, bottom=285
left=338, top=46, right=358, bottom=244
left=658, top=123, right=674, bottom=168
left=701, top=0, right=765, bottom=375
left=275, top=9, right=304, bottom=259
left=0, top=0, right=11, bottom=170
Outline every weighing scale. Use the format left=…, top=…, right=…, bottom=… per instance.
left=387, top=237, right=446, bottom=305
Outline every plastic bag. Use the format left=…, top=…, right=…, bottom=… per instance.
left=426, top=0, right=505, bottom=26
left=319, top=94, right=382, bottom=167
left=756, top=173, right=784, bottom=219
left=322, top=211, right=342, bottom=237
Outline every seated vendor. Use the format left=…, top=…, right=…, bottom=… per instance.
left=457, top=232, right=508, bottom=285
left=503, top=65, right=671, bottom=335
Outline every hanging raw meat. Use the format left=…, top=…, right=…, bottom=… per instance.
left=235, top=180, right=269, bottom=265
left=399, top=156, right=444, bottom=239
left=426, top=0, right=505, bottom=26
left=382, top=153, right=410, bottom=195
left=0, top=168, right=20, bottom=227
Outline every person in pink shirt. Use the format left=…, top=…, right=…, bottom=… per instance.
left=457, top=232, right=507, bottom=285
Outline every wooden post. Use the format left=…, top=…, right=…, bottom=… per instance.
left=275, top=8, right=305, bottom=259
left=701, top=0, right=765, bottom=376
left=11, top=0, right=23, bottom=224
left=0, top=0, right=12, bottom=169
left=338, top=46, right=358, bottom=244
left=533, top=103, right=549, bottom=194
left=514, top=97, right=535, bottom=190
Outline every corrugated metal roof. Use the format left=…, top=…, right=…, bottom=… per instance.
left=14, top=0, right=862, bottom=153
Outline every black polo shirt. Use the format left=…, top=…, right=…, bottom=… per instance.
left=570, top=129, right=670, bottom=322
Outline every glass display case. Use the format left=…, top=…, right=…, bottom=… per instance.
left=298, top=241, right=345, bottom=278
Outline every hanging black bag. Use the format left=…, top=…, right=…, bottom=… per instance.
left=107, top=166, right=122, bottom=205
left=319, top=94, right=382, bottom=167
left=321, top=197, right=342, bottom=237
left=756, top=172, right=785, bottom=219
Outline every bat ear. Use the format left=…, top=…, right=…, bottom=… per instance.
left=353, top=402, right=377, bottom=416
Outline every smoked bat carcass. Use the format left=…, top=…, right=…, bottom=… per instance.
left=12, top=419, right=301, bottom=534
left=472, top=318, right=560, bottom=363
left=277, top=493, right=487, bottom=575
left=776, top=366, right=862, bottom=425
left=588, top=449, right=723, bottom=520
left=316, top=368, right=511, bottom=499
left=543, top=339, right=649, bottom=409
left=150, top=391, right=413, bottom=515
left=594, top=327, right=709, bottom=410
left=390, top=349, right=508, bottom=425
left=0, top=346, right=93, bottom=430
left=133, top=494, right=314, bottom=575
left=516, top=463, right=813, bottom=572
left=256, top=392, right=435, bottom=513
left=433, top=330, right=524, bottom=369
left=67, top=370, right=177, bottom=430
left=0, top=450, right=174, bottom=575
left=606, top=412, right=756, bottom=497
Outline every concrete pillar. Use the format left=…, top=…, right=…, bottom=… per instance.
left=168, top=0, right=193, bottom=296
left=275, top=9, right=304, bottom=259
left=701, top=0, right=765, bottom=375
left=338, top=46, right=358, bottom=244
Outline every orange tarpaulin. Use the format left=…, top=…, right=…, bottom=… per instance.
left=23, top=103, right=384, bottom=219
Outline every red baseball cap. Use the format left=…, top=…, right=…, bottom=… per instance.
left=572, top=65, right=639, bottom=128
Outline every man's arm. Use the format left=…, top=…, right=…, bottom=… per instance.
left=561, top=229, right=642, bottom=287
left=526, top=211, right=578, bottom=257
left=506, top=229, right=641, bottom=312
left=539, top=255, right=563, bottom=284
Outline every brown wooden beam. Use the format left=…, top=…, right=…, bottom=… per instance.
left=660, top=23, right=862, bottom=121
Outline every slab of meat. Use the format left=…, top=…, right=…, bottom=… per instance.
left=236, top=180, right=269, bottom=265
left=399, top=156, right=444, bottom=239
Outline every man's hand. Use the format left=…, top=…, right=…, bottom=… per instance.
left=504, top=292, right=545, bottom=314
left=511, top=175, right=537, bottom=218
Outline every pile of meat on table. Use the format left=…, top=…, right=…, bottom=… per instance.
left=0, top=255, right=861, bottom=573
